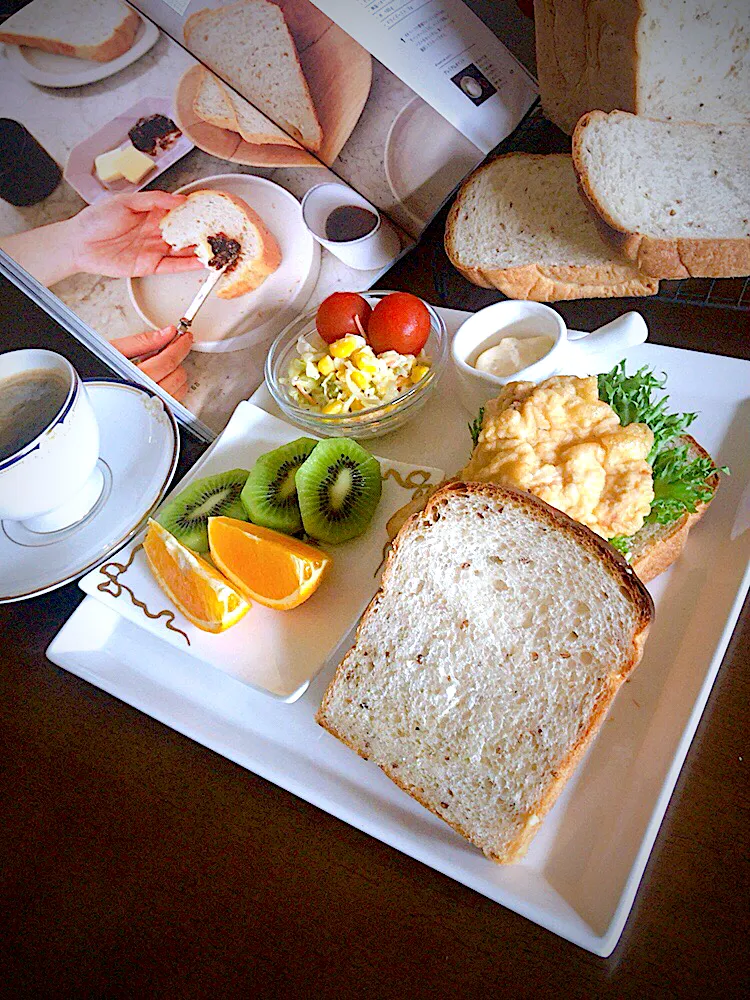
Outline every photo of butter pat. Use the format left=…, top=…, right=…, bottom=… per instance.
left=94, top=144, right=155, bottom=185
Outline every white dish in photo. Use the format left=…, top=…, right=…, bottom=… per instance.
left=78, top=402, right=444, bottom=702
left=48, top=309, right=750, bottom=954
left=385, top=97, right=482, bottom=233
left=4, top=15, right=159, bottom=89
left=128, top=174, right=320, bottom=353
left=1, top=380, right=178, bottom=603
left=64, top=97, right=194, bottom=206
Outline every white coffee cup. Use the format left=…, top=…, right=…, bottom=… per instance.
left=451, top=301, right=649, bottom=414
left=301, top=182, right=401, bottom=271
left=0, top=349, right=103, bottom=532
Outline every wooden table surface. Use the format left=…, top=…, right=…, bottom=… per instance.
left=1, top=220, right=749, bottom=997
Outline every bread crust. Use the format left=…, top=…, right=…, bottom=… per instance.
left=317, top=481, right=654, bottom=863
left=444, top=153, right=658, bottom=301
left=572, top=111, right=750, bottom=279
left=0, top=8, right=140, bottom=62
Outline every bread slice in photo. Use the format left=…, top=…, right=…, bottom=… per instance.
left=573, top=111, right=750, bottom=279
left=160, top=189, right=281, bottom=299
left=184, top=0, right=323, bottom=151
left=193, top=68, right=301, bottom=149
left=318, top=481, right=654, bottom=864
left=0, top=0, right=140, bottom=62
left=444, top=153, right=659, bottom=301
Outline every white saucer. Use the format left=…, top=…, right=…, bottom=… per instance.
left=0, top=381, right=179, bottom=603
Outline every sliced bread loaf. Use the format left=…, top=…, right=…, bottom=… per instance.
left=0, top=0, right=140, bottom=62
left=318, top=481, right=654, bottom=864
left=193, top=68, right=301, bottom=148
left=573, top=111, right=750, bottom=278
left=160, top=190, right=281, bottom=299
left=534, top=0, right=750, bottom=136
left=184, top=0, right=323, bottom=151
left=444, top=154, right=659, bottom=301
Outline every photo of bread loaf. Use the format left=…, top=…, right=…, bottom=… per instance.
left=0, top=0, right=141, bottom=63
left=181, top=0, right=372, bottom=165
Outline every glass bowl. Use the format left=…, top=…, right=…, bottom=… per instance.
left=265, top=291, right=448, bottom=439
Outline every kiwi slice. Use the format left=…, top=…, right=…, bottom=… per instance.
left=296, top=438, right=382, bottom=544
left=156, top=469, right=249, bottom=552
left=241, top=437, right=317, bottom=534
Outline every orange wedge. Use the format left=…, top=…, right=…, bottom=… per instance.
left=143, top=520, right=250, bottom=633
left=208, top=516, right=331, bottom=611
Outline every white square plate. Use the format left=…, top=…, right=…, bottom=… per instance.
left=78, top=402, right=444, bottom=701
left=49, top=309, right=750, bottom=954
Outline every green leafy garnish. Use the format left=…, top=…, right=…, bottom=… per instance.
left=469, top=406, right=485, bottom=449
left=646, top=444, right=728, bottom=526
left=608, top=535, right=632, bottom=558
left=597, top=361, right=697, bottom=459
left=597, top=361, right=728, bottom=546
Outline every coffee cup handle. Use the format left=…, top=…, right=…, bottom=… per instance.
left=567, top=312, right=648, bottom=362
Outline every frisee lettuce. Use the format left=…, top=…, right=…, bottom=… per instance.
left=597, top=362, right=727, bottom=549
left=597, top=360, right=697, bottom=459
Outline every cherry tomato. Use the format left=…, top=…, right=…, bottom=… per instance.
left=315, top=292, right=372, bottom=344
left=366, top=292, right=431, bottom=355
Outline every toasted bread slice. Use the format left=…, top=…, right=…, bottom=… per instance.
left=318, top=481, right=653, bottom=863
left=159, top=189, right=281, bottom=299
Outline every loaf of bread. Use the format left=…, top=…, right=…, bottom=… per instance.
left=0, top=0, right=140, bottom=62
left=318, top=481, right=653, bottom=864
left=444, top=153, right=658, bottom=301
left=534, top=0, right=750, bottom=135
left=184, top=0, right=323, bottom=151
left=193, top=68, right=301, bottom=148
left=160, top=190, right=281, bottom=299
left=573, top=111, right=750, bottom=279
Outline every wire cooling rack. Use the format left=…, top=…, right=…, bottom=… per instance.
left=434, top=101, right=750, bottom=313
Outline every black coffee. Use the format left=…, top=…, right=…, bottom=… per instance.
left=0, top=369, right=69, bottom=462
left=325, top=205, right=378, bottom=242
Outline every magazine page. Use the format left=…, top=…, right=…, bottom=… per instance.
left=313, top=0, right=537, bottom=154
left=0, top=4, right=415, bottom=435
left=132, top=0, right=533, bottom=238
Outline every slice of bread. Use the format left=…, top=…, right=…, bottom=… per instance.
left=160, top=190, right=281, bottom=299
left=534, top=0, right=750, bottom=136
left=0, top=0, right=140, bottom=62
left=628, top=436, right=720, bottom=583
left=318, top=481, right=653, bottom=863
left=386, top=435, right=719, bottom=585
left=184, top=0, right=323, bottom=151
left=193, top=68, right=301, bottom=148
left=573, top=111, right=750, bottom=279
left=444, top=154, right=659, bottom=301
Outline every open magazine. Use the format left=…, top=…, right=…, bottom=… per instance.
left=0, top=0, right=536, bottom=439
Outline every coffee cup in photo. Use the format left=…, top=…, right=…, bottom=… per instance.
left=0, top=349, right=103, bottom=532
left=301, top=183, right=401, bottom=271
